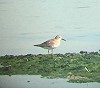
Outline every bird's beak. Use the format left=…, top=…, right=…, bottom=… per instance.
left=62, top=38, right=66, bottom=41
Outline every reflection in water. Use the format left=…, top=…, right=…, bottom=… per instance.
left=0, top=75, right=100, bottom=88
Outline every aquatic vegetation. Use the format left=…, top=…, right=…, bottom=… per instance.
left=0, top=53, right=100, bottom=83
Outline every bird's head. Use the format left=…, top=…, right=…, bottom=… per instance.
left=55, top=35, right=66, bottom=41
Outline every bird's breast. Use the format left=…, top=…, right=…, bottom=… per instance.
left=52, top=40, right=60, bottom=48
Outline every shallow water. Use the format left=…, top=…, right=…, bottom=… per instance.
left=0, top=0, right=100, bottom=55
left=0, top=75, right=100, bottom=88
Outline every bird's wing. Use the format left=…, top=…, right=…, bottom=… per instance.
left=38, top=39, right=55, bottom=47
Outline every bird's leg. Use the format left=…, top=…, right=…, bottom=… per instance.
left=48, top=49, right=49, bottom=54
left=51, top=49, right=54, bottom=58
left=51, top=49, right=53, bottom=55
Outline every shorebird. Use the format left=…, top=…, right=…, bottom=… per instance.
left=33, top=35, right=66, bottom=54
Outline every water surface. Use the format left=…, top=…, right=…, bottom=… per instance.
left=0, top=75, right=100, bottom=88
left=0, top=0, right=100, bottom=55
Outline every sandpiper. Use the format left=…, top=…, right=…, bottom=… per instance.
left=34, top=35, right=66, bottom=54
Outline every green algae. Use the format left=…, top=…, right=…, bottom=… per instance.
left=0, top=53, right=100, bottom=83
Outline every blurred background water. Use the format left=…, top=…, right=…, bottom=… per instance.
left=0, top=0, right=100, bottom=55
